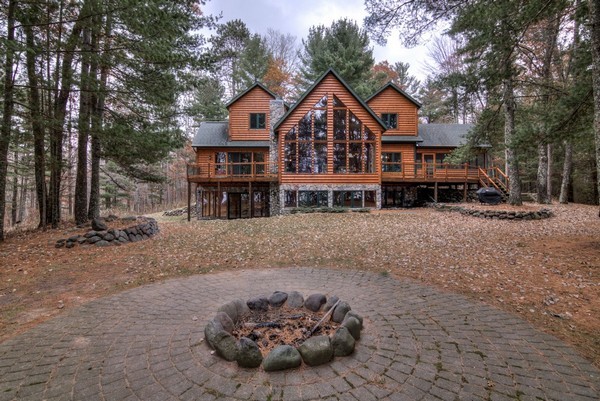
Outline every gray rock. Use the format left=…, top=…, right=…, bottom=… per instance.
left=55, top=239, right=66, bottom=248
left=247, top=297, right=269, bottom=312
left=331, top=326, right=355, bottom=357
left=287, top=291, right=304, bottom=308
left=262, top=345, right=302, bottom=371
left=204, top=320, right=224, bottom=349
left=298, top=335, right=333, bottom=366
left=96, top=240, right=110, bottom=247
left=213, top=312, right=234, bottom=334
left=332, top=301, right=351, bottom=323
left=268, top=291, right=288, bottom=308
left=77, top=237, right=87, bottom=244
left=233, top=298, right=250, bottom=318
left=304, top=293, right=326, bottom=312
left=135, top=234, right=143, bottom=241
left=128, top=234, right=137, bottom=242
left=323, top=296, right=339, bottom=312
left=345, top=311, right=363, bottom=329
left=87, top=236, right=101, bottom=244
left=67, top=235, right=80, bottom=242
left=104, top=233, right=115, bottom=241
left=236, top=338, right=263, bottom=368
left=217, top=301, right=239, bottom=323
left=341, top=316, right=361, bottom=340
left=65, top=241, right=76, bottom=249
left=123, top=216, right=137, bottom=221
left=213, top=331, right=238, bottom=361
left=84, top=230, right=97, bottom=238
left=91, top=218, right=107, bottom=231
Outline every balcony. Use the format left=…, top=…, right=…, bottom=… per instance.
left=382, top=162, right=482, bottom=183
left=187, top=162, right=278, bottom=183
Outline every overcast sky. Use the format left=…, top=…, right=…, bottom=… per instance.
left=203, top=0, right=435, bottom=82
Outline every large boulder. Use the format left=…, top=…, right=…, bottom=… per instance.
left=232, top=298, right=250, bottom=318
left=323, top=296, right=339, bottom=312
left=298, top=335, right=333, bottom=366
left=304, top=293, right=326, bottom=312
left=345, top=311, right=363, bottom=329
left=204, top=320, right=225, bottom=349
left=247, top=297, right=269, bottom=312
left=268, top=291, right=288, bottom=308
left=91, top=218, right=107, bottom=231
left=236, top=338, right=263, bottom=368
left=331, top=326, right=355, bottom=357
left=332, top=301, right=351, bottom=323
left=262, top=345, right=302, bottom=371
left=213, top=331, right=238, bottom=361
left=341, top=316, right=361, bottom=341
left=286, top=291, right=304, bottom=308
left=213, top=312, right=234, bottom=334
left=217, top=301, right=239, bottom=323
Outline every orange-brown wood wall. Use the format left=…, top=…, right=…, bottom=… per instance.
left=277, top=74, right=383, bottom=185
left=194, top=147, right=269, bottom=178
left=367, top=87, right=418, bottom=136
left=228, top=87, right=274, bottom=141
left=381, top=143, right=416, bottom=176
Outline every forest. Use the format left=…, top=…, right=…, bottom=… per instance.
left=0, top=0, right=599, bottom=240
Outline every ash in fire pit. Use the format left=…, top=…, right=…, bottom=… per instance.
left=204, top=291, right=363, bottom=371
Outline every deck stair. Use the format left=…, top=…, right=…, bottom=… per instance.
left=478, top=167, right=510, bottom=200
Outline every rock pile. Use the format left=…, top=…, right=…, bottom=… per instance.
left=55, top=217, right=159, bottom=248
left=162, top=207, right=199, bottom=218
left=204, top=292, right=363, bottom=371
left=431, top=203, right=553, bottom=220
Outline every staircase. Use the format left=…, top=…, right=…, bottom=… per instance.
left=478, top=167, right=510, bottom=201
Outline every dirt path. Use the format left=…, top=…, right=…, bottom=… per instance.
left=0, top=203, right=598, bottom=367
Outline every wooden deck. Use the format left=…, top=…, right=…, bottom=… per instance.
left=187, top=162, right=278, bottom=183
left=382, top=162, right=481, bottom=183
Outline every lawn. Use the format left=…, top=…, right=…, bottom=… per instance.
left=0, top=203, right=598, bottom=367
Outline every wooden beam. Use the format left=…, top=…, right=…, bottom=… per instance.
left=217, top=181, right=221, bottom=218
left=434, top=182, right=438, bottom=202
left=463, top=182, right=468, bottom=202
left=249, top=181, right=253, bottom=218
left=187, top=181, right=191, bottom=222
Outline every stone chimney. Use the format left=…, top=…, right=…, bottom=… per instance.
left=269, top=99, right=285, bottom=175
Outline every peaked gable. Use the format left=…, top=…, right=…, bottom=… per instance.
left=274, top=68, right=387, bottom=132
left=225, top=82, right=277, bottom=109
left=366, top=82, right=421, bottom=108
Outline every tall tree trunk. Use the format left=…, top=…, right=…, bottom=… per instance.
left=24, top=24, right=48, bottom=230
left=48, top=4, right=87, bottom=227
left=89, top=9, right=110, bottom=219
left=559, top=140, right=573, bottom=203
left=75, top=24, right=92, bottom=225
left=18, top=175, right=27, bottom=223
left=503, top=76, right=523, bottom=205
left=589, top=0, right=600, bottom=215
left=0, top=0, right=17, bottom=241
left=547, top=143, right=552, bottom=200
left=11, top=152, right=19, bottom=226
left=537, top=142, right=550, bottom=203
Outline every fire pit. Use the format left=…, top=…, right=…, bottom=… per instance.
left=204, top=291, right=363, bottom=371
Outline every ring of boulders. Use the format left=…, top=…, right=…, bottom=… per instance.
left=430, top=203, right=553, bottom=221
left=204, top=292, right=363, bottom=371
left=55, top=216, right=159, bottom=248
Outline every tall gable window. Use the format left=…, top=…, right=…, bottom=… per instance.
left=250, top=113, right=266, bottom=129
left=284, top=96, right=328, bottom=174
left=381, top=113, right=397, bottom=129
left=333, top=96, right=375, bottom=174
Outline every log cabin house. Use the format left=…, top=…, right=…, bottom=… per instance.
left=187, top=68, right=508, bottom=219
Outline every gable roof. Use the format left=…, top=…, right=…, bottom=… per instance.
left=417, top=124, right=490, bottom=148
left=273, top=68, right=387, bottom=131
left=225, top=82, right=278, bottom=109
left=191, top=121, right=269, bottom=148
left=366, top=82, right=422, bottom=108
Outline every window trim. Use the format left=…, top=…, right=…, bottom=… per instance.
left=381, top=113, right=398, bottom=129
left=249, top=113, right=266, bottom=130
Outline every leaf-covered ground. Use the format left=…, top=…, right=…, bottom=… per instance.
left=0, top=203, right=598, bottom=367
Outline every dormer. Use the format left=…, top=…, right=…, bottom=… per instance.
left=366, top=82, right=421, bottom=136
left=225, top=83, right=278, bottom=141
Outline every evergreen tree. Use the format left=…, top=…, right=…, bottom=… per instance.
left=236, top=34, right=270, bottom=89
left=299, top=19, right=375, bottom=98
left=211, top=19, right=251, bottom=97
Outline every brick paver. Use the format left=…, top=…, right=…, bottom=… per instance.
left=0, top=268, right=598, bottom=400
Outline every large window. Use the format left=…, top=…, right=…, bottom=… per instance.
left=214, top=152, right=265, bottom=176
left=250, top=113, right=266, bottom=129
left=382, top=152, right=402, bottom=172
left=284, top=96, right=327, bottom=174
left=381, top=113, right=397, bottom=129
left=333, top=96, right=375, bottom=174
left=284, top=190, right=328, bottom=208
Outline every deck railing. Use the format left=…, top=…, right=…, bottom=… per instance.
left=382, top=162, right=481, bottom=182
left=187, top=162, right=277, bottom=180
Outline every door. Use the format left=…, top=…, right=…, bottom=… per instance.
left=423, top=153, right=435, bottom=178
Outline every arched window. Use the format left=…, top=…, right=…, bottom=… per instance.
left=284, top=96, right=328, bottom=174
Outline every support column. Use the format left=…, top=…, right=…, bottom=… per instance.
left=249, top=181, right=253, bottom=218
left=463, top=182, right=468, bottom=202
left=434, top=182, right=438, bottom=202
left=217, top=181, right=221, bottom=218
left=187, top=181, right=191, bottom=222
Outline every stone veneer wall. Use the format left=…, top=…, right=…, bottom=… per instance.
left=278, top=184, right=381, bottom=214
left=55, top=217, right=159, bottom=248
